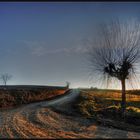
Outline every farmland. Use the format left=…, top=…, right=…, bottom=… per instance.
left=75, top=89, right=140, bottom=132
left=0, top=85, right=68, bottom=108
left=0, top=89, right=140, bottom=138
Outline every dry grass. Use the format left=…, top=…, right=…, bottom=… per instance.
left=79, top=89, right=140, bottom=109
left=0, top=88, right=67, bottom=108
left=0, top=89, right=140, bottom=138
left=75, top=89, right=140, bottom=131
left=82, top=89, right=140, bottom=101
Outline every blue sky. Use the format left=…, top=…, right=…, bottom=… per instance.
left=0, top=2, right=140, bottom=88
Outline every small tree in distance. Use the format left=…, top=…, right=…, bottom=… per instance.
left=88, top=19, right=140, bottom=117
left=1, top=73, right=12, bottom=86
left=66, top=81, right=70, bottom=89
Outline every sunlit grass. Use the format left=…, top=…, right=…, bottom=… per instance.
left=82, top=90, right=140, bottom=101
left=75, top=89, right=140, bottom=121
left=0, top=89, right=67, bottom=108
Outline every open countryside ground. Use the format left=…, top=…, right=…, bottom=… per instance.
left=0, top=89, right=140, bottom=138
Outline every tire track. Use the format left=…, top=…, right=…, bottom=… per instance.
left=0, top=89, right=140, bottom=138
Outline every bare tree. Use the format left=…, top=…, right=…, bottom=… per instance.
left=1, top=73, right=12, bottom=86
left=88, top=19, right=140, bottom=116
left=66, top=81, right=70, bottom=89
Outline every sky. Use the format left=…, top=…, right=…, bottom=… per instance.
left=0, top=2, right=140, bottom=89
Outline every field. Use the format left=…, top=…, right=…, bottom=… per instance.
left=0, top=85, right=68, bottom=108
left=0, top=88, right=140, bottom=138
left=74, top=89, right=140, bottom=132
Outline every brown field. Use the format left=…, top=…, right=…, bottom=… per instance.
left=78, top=89, right=140, bottom=108
left=74, top=89, right=140, bottom=132
left=0, top=85, right=68, bottom=108
left=0, top=89, right=140, bottom=138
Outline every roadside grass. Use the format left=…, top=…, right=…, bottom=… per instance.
left=74, top=89, right=140, bottom=132
left=0, top=88, right=67, bottom=108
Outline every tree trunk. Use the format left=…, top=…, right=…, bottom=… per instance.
left=121, top=79, right=126, bottom=117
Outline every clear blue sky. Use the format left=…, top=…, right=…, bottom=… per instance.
left=0, top=2, right=140, bottom=88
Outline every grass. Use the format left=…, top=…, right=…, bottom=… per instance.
left=0, top=86, right=68, bottom=108
left=74, top=89, right=140, bottom=132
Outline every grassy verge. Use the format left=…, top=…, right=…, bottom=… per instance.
left=74, top=89, right=140, bottom=132
left=0, top=87, right=68, bottom=108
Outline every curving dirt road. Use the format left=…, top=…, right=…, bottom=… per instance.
left=0, top=89, right=140, bottom=138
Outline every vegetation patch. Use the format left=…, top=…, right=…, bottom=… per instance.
left=74, top=89, right=140, bottom=132
left=0, top=87, right=68, bottom=108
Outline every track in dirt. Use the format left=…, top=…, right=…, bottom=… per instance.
left=0, top=89, right=140, bottom=138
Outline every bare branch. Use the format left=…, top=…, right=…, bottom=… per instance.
left=88, top=18, right=140, bottom=86
left=0, top=73, right=12, bottom=86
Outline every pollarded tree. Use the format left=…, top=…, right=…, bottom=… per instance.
left=88, top=19, right=140, bottom=116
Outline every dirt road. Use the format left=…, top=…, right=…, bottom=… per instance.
left=0, top=89, right=140, bottom=138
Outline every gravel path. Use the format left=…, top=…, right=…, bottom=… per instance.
left=0, top=89, right=140, bottom=138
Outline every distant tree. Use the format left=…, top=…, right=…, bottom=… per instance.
left=66, top=81, right=70, bottom=89
left=90, top=87, right=98, bottom=90
left=1, top=73, right=12, bottom=86
left=87, top=19, right=140, bottom=117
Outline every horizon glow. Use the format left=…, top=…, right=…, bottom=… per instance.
left=0, top=2, right=140, bottom=89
